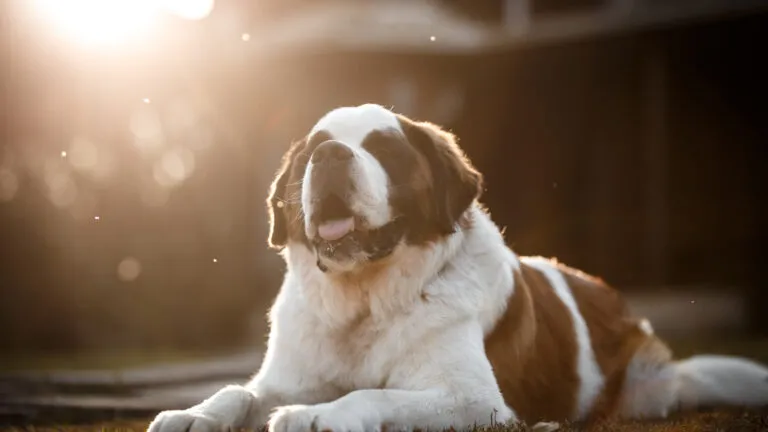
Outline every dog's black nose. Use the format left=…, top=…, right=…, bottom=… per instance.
left=311, top=141, right=353, bottom=164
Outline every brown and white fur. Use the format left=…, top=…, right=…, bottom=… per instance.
left=148, top=104, right=768, bottom=432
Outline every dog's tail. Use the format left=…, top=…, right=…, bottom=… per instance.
left=620, top=337, right=768, bottom=419
left=673, top=355, right=768, bottom=410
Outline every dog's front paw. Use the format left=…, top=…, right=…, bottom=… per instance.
left=147, top=409, right=227, bottom=432
left=268, top=404, right=374, bottom=432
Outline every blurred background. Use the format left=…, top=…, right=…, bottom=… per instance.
left=0, top=0, right=767, bottom=420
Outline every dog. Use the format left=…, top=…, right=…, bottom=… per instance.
left=148, top=104, right=768, bottom=432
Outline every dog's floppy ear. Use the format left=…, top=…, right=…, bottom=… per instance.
left=397, top=115, right=483, bottom=234
left=266, top=137, right=306, bottom=249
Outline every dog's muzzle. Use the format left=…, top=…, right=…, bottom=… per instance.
left=314, top=217, right=407, bottom=272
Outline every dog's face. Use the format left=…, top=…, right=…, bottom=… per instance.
left=267, top=104, right=483, bottom=273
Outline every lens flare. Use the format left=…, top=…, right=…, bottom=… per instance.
left=161, top=0, right=215, bottom=21
left=31, top=0, right=215, bottom=47
left=32, top=0, right=158, bottom=47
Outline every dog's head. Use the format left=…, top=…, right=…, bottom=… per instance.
left=267, top=104, right=482, bottom=273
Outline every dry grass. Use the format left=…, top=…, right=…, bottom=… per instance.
left=4, top=409, right=768, bottom=432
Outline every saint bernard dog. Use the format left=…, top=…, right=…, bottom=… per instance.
left=149, top=104, right=768, bottom=432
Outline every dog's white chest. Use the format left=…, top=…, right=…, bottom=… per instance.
left=296, top=311, right=408, bottom=390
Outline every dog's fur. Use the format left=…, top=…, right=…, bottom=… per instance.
left=148, top=104, right=768, bottom=432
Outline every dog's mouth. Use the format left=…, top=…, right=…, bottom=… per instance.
left=308, top=193, right=406, bottom=271
left=309, top=193, right=362, bottom=266
left=317, top=217, right=356, bottom=242
left=310, top=194, right=357, bottom=252
left=313, top=217, right=359, bottom=259
left=312, top=217, right=407, bottom=272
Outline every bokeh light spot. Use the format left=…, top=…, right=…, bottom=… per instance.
left=117, top=257, right=142, bottom=281
left=153, top=147, right=195, bottom=187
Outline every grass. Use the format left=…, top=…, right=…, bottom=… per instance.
left=2, top=410, right=768, bottom=432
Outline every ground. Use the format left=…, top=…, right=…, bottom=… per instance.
left=3, top=410, right=768, bottom=432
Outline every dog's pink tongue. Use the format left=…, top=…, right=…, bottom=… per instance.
left=318, top=217, right=354, bottom=241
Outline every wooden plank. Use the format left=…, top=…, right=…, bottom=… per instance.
left=0, top=351, right=260, bottom=397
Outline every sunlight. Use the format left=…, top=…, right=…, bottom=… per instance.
left=31, top=0, right=215, bottom=47
left=33, top=0, right=157, bottom=47
left=162, top=0, right=216, bottom=21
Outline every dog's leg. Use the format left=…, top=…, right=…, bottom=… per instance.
left=268, top=321, right=517, bottom=432
left=269, top=388, right=514, bottom=432
left=147, top=369, right=342, bottom=432
left=147, top=384, right=270, bottom=432
left=148, top=337, right=342, bottom=432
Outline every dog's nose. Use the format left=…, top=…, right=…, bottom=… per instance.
left=311, top=141, right=353, bottom=164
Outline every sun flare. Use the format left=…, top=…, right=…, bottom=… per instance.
left=31, top=0, right=215, bottom=47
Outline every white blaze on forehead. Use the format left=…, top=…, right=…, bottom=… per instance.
left=310, top=104, right=403, bottom=148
